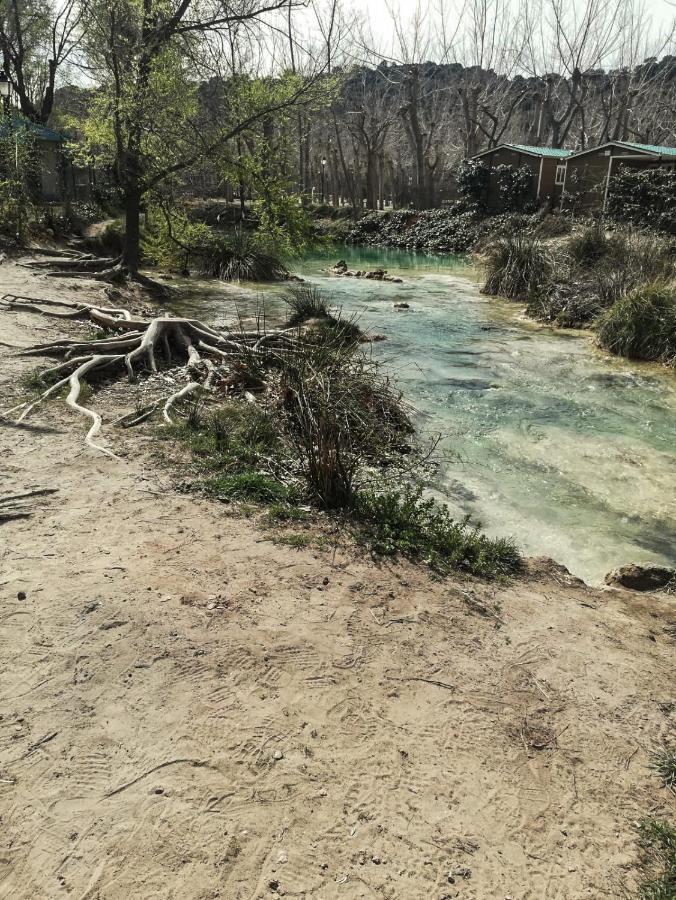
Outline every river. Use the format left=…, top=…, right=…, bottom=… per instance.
left=171, top=246, right=676, bottom=585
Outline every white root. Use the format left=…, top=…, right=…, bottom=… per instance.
left=8, top=294, right=306, bottom=455
left=162, top=382, right=203, bottom=424
left=64, top=356, right=125, bottom=460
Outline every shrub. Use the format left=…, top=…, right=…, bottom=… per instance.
left=285, top=285, right=364, bottom=346
left=597, top=283, right=676, bottom=365
left=280, top=335, right=412, bottom=509
left=534, top=213, right=573, bottom=239
left=493, top=164, right=534, bottom=212
left=354, top=486, right=522, bottom=578
left=456, top=159, right=490, bottom=208
left=482, top=235, right=554, bottom=300
left=606, top=167, right=676, bottom=234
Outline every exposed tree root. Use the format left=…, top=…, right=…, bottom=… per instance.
left=24, top=253, right=172, bottom=301
left=2, top=293, right=300, bottom=459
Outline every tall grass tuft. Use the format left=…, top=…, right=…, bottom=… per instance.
left=285, top=284, right=331, bottom=325
left=482, top=235, right=554, bottom=300
left=597, top=283, right=676, bottom=366
left=196, top=230, right=289, bottom=282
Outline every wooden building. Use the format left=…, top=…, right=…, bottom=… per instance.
left=0, top=118, right=92, bottom=201
left=562, top=141, right=676, bottom=209
left=471, top=144, right=571, bottom=207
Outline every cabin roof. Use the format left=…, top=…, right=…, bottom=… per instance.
left=472, top=143, right=571, bottom=160
left=568, top=140, right=676, bottom=160
left=0, top=118, right=65, bottom=143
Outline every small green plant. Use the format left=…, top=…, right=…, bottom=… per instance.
left=353, top=486, right=522, bottom=578
left=597, top=284, right=676, bottom=365
left=651, top=748, right=676, bottom=790
left=196, top=229, right=289, bottom=282
left=635, top=818, right=676, bottom=899
left=482, top=235, right=554, bottom=300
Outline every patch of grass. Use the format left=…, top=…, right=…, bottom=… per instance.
left=285, top=284, right=364, bottom=346
left=651, top=748, right=676, bottom=790
left=597, top=283, right=676, bottom=365
left=274, top=532, right=312, bottom=548
left=202, top=471, right=291, bottom=503
left=169, top=401, right=281, bottom=473
left=267, top=503, right=310, bottom=523
left=482, top=234, right=554, bottom=300
left=635, top=818, right=676, bottom=900
left=353, top=486, right=522, bottom=579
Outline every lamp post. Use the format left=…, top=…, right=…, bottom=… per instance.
left=320, top=156, right=326, bottom=203
left=0, top=70, right=11, bottom=119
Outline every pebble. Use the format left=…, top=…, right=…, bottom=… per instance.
left=273, top=749, right=284, bottom=760
left=17, top=591, right=26, bottom=601
left=322, top=576, right=330, bottom=586
left=372, top=855, right=381, bottom=865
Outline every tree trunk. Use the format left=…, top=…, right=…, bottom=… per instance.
left=122, top=181, right=141, bottom=274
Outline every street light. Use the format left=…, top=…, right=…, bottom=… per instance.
left=320, top=156, right=327, bottom=203
left=0, top=70, right=11, bottom=117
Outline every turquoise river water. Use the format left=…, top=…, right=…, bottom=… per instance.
left=172, top=246, right=676, bottom=585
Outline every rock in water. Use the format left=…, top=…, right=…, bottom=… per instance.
left=605, top=564, right=675, bottom=591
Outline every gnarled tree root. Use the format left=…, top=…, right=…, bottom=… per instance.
left=2, top=293, right=300, bottom=458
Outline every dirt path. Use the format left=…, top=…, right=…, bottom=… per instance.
left=1, top=262, right=674, bottom=899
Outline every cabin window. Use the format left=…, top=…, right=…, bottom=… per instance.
left=555, top=164, right=566, bottom=185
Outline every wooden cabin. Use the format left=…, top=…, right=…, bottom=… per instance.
left=470, top=144, right=571, bottom=208
left=562, top=141, right=676, bottom=210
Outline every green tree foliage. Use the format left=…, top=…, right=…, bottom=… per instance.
left=70, top=0, right=323, bottom=281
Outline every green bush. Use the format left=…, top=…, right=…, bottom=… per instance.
left=285, top=284, right=331, bottom=325
left=482, top=235, right=554, bottom=300
left=354, top=487, right=522, bottom=578
left=606, top=167, right=676, bottom=234
left=597, top=284, right=676, bottom=365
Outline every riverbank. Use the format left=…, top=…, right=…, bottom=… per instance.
left=1, top=260, right=675, bottom=898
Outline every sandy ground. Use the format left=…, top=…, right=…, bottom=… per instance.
left=1, top=261, right=675, bottom=900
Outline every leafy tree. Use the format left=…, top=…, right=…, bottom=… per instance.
left=70, top=0, right=320, bottom=287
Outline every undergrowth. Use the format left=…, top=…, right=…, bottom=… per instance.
left=353, top=486, right=522, bottom=579
left=161, top=295, right=521, bottom=582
